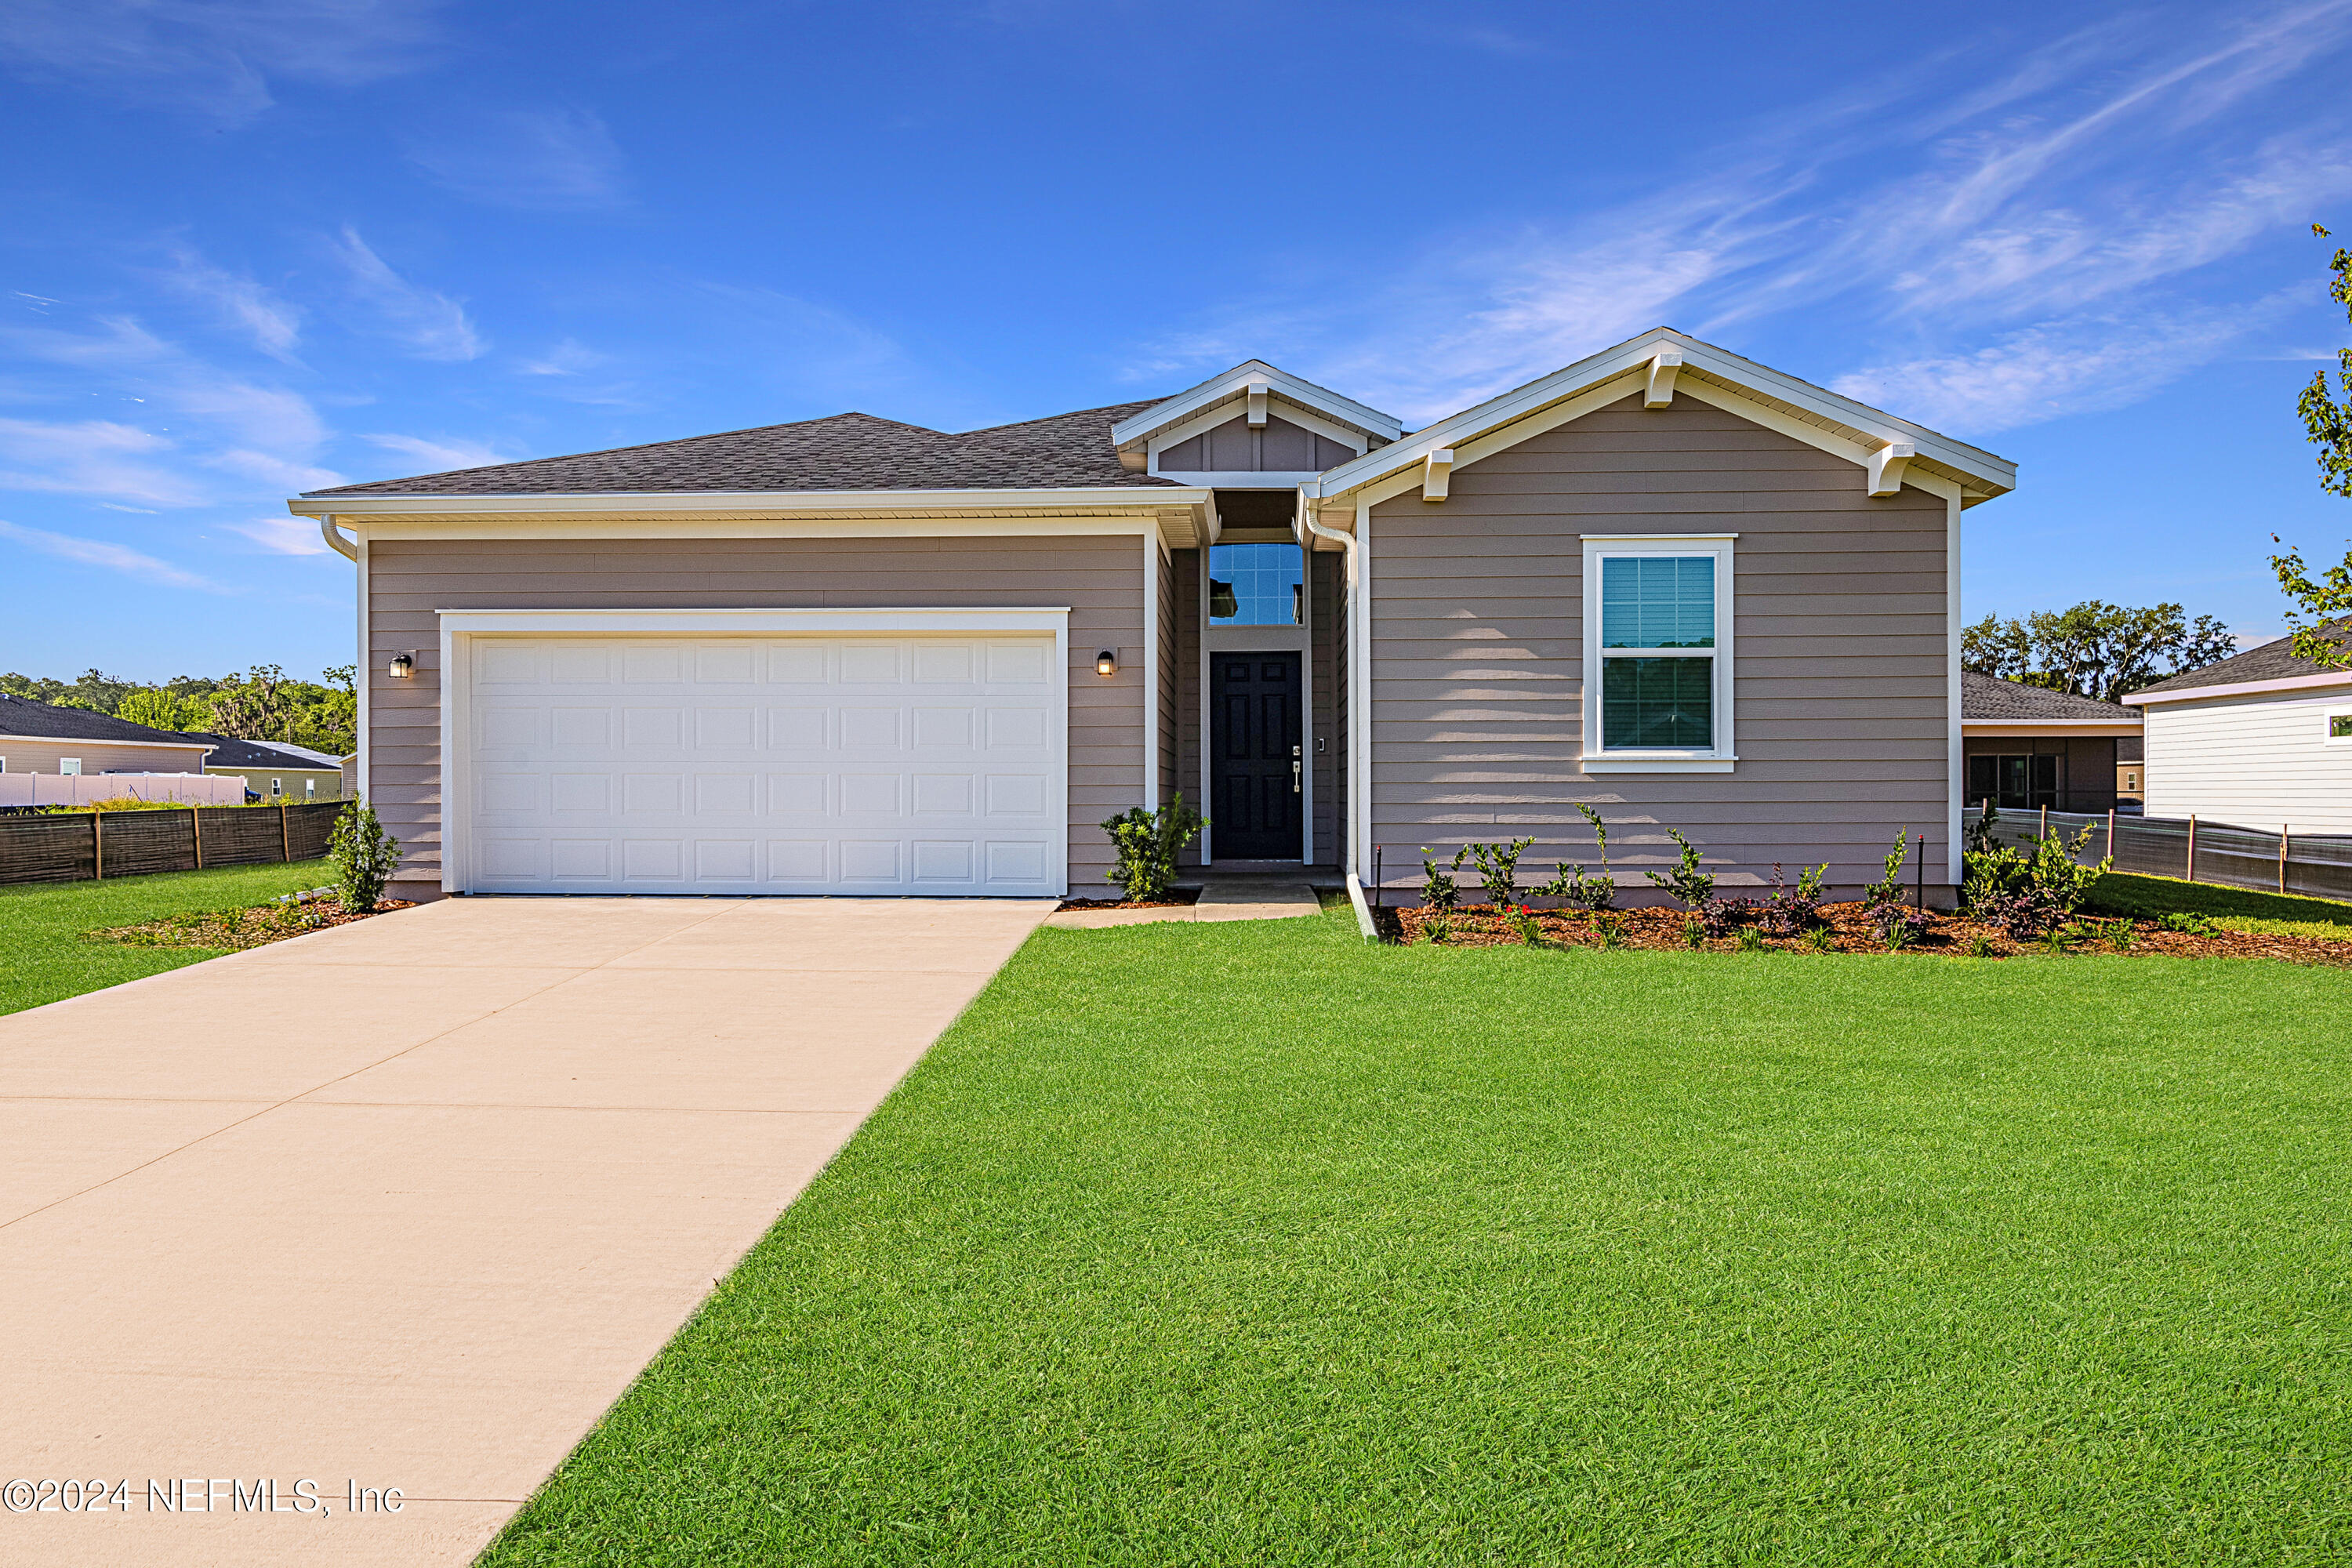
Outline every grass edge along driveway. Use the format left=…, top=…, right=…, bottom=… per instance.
left=0, top=863, right=330, bottom=1016
left=482, top=905, right=2352, bottom=1566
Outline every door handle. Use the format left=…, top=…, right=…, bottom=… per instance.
left=1291, top=745, right=1301, bottom=795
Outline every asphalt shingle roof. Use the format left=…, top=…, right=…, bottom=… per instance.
left=303, top=401, right=1183, bottom=497
left=1961, top=671, right=2140, bottom=724
left=0, top=695, right=216, bottom=746
left=178, top=733, right=342, bottom=770
left=2129, top=617, right=2352, bottom=697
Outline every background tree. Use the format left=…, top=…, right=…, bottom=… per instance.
left=2268, top=223, right=2352, bottom=670
left=1962, top=601, right=2234, bottom=702
left=0, top=664, right=358, bottom=752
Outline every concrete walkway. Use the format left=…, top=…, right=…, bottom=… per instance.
left=1044, top=877, right=1323, bottom=929
left=0, top=895, right=1052, bottom=1566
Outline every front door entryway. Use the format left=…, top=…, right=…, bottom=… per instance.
left=1210, top=652, right=1301, bottom=859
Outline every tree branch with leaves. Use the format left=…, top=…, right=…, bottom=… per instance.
left=2267, top=223, right=2352, bottom=671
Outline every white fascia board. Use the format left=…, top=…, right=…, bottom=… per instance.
left=1304, top=327, right=2015, bottom=505
left=1155, top=470, right=1331, bottom=489
left=1148, top=396, right=1373, bottom=457
left=1111, top=360, right=1402, bottom=449
left=0, top=731, right=213, bottom=753
left=2122, top=670, right=2352, bottom=705
left=1962, top=722, right=2143, bottom=735
left=289, top=485, right=1210, bottom=517
left=437, top=606, right=1072, bottom=636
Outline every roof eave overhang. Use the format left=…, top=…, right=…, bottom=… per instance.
left=1109, top=361, right=1403, bottom=452
left=2122, top=669, right=2352, bottom=706
left=0, top=731, right=214, bottom=751
left=1298, top=327, right=2017, bottom=510
left=1962, top=720, right=2142, bottom=735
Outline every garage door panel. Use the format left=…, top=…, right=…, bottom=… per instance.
left=463, top=633, right=1062, bottom=896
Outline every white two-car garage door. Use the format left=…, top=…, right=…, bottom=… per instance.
left=459, top=634, right=1065, bottom=896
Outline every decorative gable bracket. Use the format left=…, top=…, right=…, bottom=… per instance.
left=1644, top=350, right=1682, bottom=408
left=1421, top=448, right=1454, bottom=501
left=1867, top=441, right=1916, bottom=497
left=1246, top=383, right=1269, bottom=426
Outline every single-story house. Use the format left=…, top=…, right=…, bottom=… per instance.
left=1959, top=671, right=2140, bottom=814
left=182, top=733, right=347, bottom=802
left=0, top=694, right=216, bottom=777
left=2122, top=619, right=2352, bottom=833
left=2116, top=735, right=2143, bottom=804
left=287, top=327, right=2017, bottom=905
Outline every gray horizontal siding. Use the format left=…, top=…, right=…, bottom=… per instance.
left=365, top=532, right=1145, bottom=895
left=1369, top=394, right=1951, bottom=896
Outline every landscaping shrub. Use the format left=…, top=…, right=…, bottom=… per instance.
left=1099, top=793, right=1207, bottom=902
left=1759, top=862, right=1830, bottom=935
left=1419, top=846, right=1466, bottom=910
left=1536, top=803, right=1620, bottom=912
left=1464, top=837, right=1534, bottom=909
left=328, top=797, right=401, bottom=913
left=1643, top=826, right=1715, bottom=910
left=1862, top=830, right=1929, bottom=949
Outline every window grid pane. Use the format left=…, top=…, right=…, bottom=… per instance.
left=1601, top=657, right=1713, bottom=749
left=1208, top=543, right=1303, bottom=626
left=1601, top=556, right=1714, bottom=648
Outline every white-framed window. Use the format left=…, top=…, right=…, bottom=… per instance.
left=59, top=757, right=82, bottom=776
left=2326, top=709, right=2352, bottom=744
left=304, top=778, right=316, bottom=799
left=1579, top=534, right=1735, bottom=773
left=270, top=777, right=283, bottom=795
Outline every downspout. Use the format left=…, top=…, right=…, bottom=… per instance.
left=1298, top=488, right=1377, bottom=939
left=318, top=515, right=358, bottom=561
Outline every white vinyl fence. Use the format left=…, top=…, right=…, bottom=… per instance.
left=0, top=772, right=247, bottom=808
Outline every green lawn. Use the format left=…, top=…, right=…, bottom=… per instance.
left=2084, top=870, right=2352, bottom=939
left=0, top=863, right=330, bottom=1015
left=484, top=906, right=2352, bottom=1566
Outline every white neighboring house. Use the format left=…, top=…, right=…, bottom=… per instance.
left=2122, top=619, right=2352, bottom=834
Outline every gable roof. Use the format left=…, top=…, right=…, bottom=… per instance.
left=1962, top=672, right=2140, bottom=724
left=181, top=733, right=344, bottom=771
left=0, top=694, right=216, bottom=748
left=2125, top=618, right=2352, bottom=702
left=1109, top=360, right=1402, bottom=452
left=1303, top=327, right=2017, bottom=510
left=303, top=401, right=1181, bottom=497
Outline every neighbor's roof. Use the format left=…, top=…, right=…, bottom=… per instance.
left=303, top=402, right=1183, bottom=497
left=0, top=695, right=216, bottom=747
left=2127, top=618, right=2352, bottom=699
left=1961, top=672, right=2140, bottom=724
left=182, top=733, right=344, bottom=771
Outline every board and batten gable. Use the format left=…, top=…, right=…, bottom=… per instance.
left=1367, top=391, right=1952, bottom=896
left=364, top=532, right=1147, bottom=898
left=2140, top=684, right=2352, bottom=833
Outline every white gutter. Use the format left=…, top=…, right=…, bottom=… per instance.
left=318, top=515, right=358, bottom=561
left=1298, top=491, right=1367, bottom=879
left=286, top=485, right=1214, bottom=518
left=2122, top=669, right=2352, bottom=705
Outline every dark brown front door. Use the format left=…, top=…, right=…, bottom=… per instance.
left=1210, top=652, right=1301, bottom=859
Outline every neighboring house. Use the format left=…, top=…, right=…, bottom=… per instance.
left=1959, top=671, right=2140, bottom=814
left=2122, top=619, right=2352, bottom=833
left=0, top=693, right=216, bottom=778
left=182, top=733, right=347, bottom=802
left=2116, top=735, right=2144, bottom=805
left=287, top=327, right=2016, bottom=903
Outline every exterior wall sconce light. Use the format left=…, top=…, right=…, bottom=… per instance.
left=387, top=652, right=416, bottom=680
left=1095, top=650, right=1117, bottom=677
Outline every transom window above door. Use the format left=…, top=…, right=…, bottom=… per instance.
left=1209, top=543, right=1303, bottom=626
left=1580, top=535, right=1736, bottom=772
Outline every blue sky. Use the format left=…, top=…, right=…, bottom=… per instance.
left=3, top=0, right=2350, bottom=682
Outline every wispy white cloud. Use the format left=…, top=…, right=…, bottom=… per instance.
left=1135, top=1, right=2352, bottom=435
left=0, top=0, right=441, bottom=121
left=0, top=517, right=223, bottom=590
left=517, top=337, right=607, bottom=376
left=362, top=432, right=508, bottom=472
left=330, top=227, right=483, bottom=361
left=161, top=246, right=303, bottom=360
left=405, top=106, right=628, bottom=211
left=224, top=516, right=329, bottom=556
left=0, top=416, right=198, bottom=505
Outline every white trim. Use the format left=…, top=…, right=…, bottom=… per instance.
left=1644, top=350, right=1682, bottom=408
left=1246, top=383, right=1268, bottom=426
left=1962, top=722, right=2142, bottom=735
left=292, top=485, right=1213, bottom=517
left=1945, top=491, right=1962, bottom=888
left=317, top=513, right=1219, bottom=549
left=1359, top=374, right=1646, bottom=510
left=1144, top=395, right=1374, bottom=460
left=1298, top=537, right=1313, bottom=866
left=0, top=732, right=212, bottom=755
left=1579, top=535, right=1736, bottom=771
left=436, top=605, right=1073, bottom=898
left=1154, top=470, right=1332, bottom=490
left=1421, top=449, right=1454, bottom=501
left=1869, top=442, right=1917, bottom=498
left=2325, top=706, right=2352, bottom=745
left=356, top=528, right=372, bottom=808
left=1197, top=546, right=1212, bottom=862
left=1110, top=359, right=1402, bottom=449
left=2123, top=669, right=2352, bottom=705
left=1305, top=327, right=2013, bottom=506
left=1142, top=533, right=1159, bottom=810
left=1352, top=498, right=1372, bottom=876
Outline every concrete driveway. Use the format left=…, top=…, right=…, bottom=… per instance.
left=0, top=894, right=1053, bottom=1566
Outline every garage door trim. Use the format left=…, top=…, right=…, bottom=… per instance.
left=437, top=606, right=1071, bottom=896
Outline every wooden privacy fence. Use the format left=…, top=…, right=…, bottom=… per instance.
left=1979, top=808, right=2352, bottom=903
left=0, top=801, right=343, bottom=887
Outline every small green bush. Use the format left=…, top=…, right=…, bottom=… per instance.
left=1099, top=794, right=1207, bottom=902
left=1680, top=915, right=1706, bottom=949
left=1419, top=846, right=1466, bottom=911
left=1737, top=924, right=1766, bottom=952
left=1643, top=827, right=1715, bottom=909
left=328, top=797, right=401, bottom=913
left=1465, top=838, right=1534, bottom=909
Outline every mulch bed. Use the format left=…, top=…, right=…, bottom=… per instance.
left=1374, top=901, right=2352, bottom=966
left=89, top=892, right=411, bottom=952
left=1057, top=887, right=1203, bottom=912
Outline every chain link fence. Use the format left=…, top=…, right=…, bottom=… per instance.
left=1976, top=808, right=2352, bottom=903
